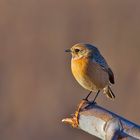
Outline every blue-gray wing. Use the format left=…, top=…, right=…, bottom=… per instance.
left=92, top=51, right=115, bottom=84
left=107, top=67, right=115, bottom=84
left=97, top=61, right=115, bottom=84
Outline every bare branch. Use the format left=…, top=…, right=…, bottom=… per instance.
left=62, top=103, right=140, bottom=140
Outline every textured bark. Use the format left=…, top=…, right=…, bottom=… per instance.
left=63, top=104, right=140, bottom=140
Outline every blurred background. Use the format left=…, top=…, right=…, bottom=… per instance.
left=0, top=0, right=140, bottom=140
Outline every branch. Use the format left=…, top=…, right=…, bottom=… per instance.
left=62, top=103, right=140, bottom=140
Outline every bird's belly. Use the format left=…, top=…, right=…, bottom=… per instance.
left=71, top=58, right=98, bottom=92
left=71, top=58, right=109, bottom=92
left=75, top=74, right=98, bottom=92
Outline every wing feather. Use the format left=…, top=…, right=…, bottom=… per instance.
left=108, top=67, right=115, bottom=84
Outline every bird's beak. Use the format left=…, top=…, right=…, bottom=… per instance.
left=65, top=49, right=71, bottom=52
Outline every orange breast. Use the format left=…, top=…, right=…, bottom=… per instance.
left=71, top=57, right=96, bottom=91
left=71, top=57, right=109, bottom=91
left=71, top=57, right=88, bottom=78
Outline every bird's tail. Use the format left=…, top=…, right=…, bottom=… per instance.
left=103, top=86, right=115, bottom=100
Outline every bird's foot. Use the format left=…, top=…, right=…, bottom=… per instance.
left=85, top=101, right=97, bottom=109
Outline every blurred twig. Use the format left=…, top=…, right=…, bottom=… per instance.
left=62, top=103, right=140, bottom=140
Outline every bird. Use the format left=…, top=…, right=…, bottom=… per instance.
left=65, top=43, right=115, bottom=127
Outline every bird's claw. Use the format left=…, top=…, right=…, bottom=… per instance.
left=84, top=101, right=97, bottom=109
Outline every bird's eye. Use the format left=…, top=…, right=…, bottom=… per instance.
left=75, top=49, right=80, bottom=53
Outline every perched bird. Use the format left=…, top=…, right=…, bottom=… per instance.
left=65, top=43, right=115, bottom=127
left=66, top=43, right=115, bottom=101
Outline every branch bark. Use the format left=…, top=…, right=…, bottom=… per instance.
left=62, top=103, right=140, bottom=140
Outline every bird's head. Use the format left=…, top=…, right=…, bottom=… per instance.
left=65, top=43, right=99, bottom=60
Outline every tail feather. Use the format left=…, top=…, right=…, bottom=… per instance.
left=103, top=86, right=115, bottom=100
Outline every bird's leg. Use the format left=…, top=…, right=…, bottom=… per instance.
left=84, top=91, right=92, bottom=101
left=85, top=90, right=100, bottom=109
left=92, top=90, right=100, bottom=103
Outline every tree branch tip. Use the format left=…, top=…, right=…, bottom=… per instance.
left=62, top=117, right=79, bottom=128
left=62, top=118, right=72, bottom=123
